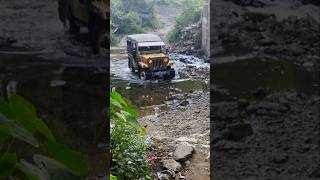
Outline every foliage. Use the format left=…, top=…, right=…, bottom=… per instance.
left=167, top=0, right=204, bottom=43
left=0, top=96, right=88, bottom=179
left=110, top=90, right=151, bottom=179
left=110, top=0, right=159, bottom=45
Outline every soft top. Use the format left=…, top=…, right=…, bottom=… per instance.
left=127, top=34, right=163, bottom=43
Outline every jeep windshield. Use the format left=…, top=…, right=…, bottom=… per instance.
left=138, top=46, right=165, bottom=54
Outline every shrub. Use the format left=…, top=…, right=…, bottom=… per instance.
left=111, top=0, right=159, bottom=45
left=0, top=96, right=88, bottom=179
left=110, top=90, right=151, bottom=179
left=167, top=0, right=204, bottom=43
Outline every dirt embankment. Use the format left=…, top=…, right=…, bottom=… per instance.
left=211, top=0, right=320, bottom=69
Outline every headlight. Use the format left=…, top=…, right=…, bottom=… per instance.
left=148, top=59, right=153, bottom=64
left=164, top=58, right=169, bottom=63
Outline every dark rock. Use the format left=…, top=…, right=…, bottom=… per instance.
left=225, top=123, right=253, bottom=141
left=252, top=87, right=268, bottom=98
left=237, top=98, right=249, bottom=108
left=309, top=168, right=320, bottom=178
left=162, top=159, right=182, bottom=172
left=179, top=100, right=189, bottom=107
left=212, top=102, right=239, bottom=120
left=271, top=151, right=289, bottom=164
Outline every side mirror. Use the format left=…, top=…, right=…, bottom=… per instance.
left=165, top=48, right=169, bottom=54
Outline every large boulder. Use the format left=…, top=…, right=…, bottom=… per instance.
left=173, top=143, right=194, bottom=162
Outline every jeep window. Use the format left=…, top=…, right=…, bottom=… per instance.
left=138, top=46, right=163, bottom=54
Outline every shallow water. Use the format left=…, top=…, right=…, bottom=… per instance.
left=110, top=47, right=209, bottom=116
left=0, top=53, right=107, bottom=176
left=212, top=57, right=319, bottom=101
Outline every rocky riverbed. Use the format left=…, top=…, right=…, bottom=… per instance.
left=211, top=90, right=320, bottom=179
left=140, top=91, right=210, bottom=180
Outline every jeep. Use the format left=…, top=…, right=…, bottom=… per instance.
left=58, top=0, right=109, bottom=54
left=127, top=34, right=175, bottom=80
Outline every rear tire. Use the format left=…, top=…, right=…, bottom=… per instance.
left=69, top=16, right=80, bottom=34
left=128, top=58, right=135, bottom=72
left=88, top=11, right=108, bottom=54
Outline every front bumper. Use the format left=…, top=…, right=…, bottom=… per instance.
left=151, top=69, right=175, bottom=79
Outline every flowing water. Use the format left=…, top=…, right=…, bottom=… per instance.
left=110, top=47, right=209, bottom=116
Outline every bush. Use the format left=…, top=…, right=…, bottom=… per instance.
left=111, top=0, right=159, bottom=45
left=0, top=96, right=88, bottom=179
left=167, top=0, right=204, bottom=43
left=110, top=90, right=151, bottom=179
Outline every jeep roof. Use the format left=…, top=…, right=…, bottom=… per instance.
left=127, top=34, right=163, bottom=43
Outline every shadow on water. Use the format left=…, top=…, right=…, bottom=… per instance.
left=212, top=57, right=319, bottom=101
left=0, top=53, right=106, bottom=176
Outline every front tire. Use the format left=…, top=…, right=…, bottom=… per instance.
left=69, top=16, right=80, bottom=34
left=139, top=68, right=151, bottom=80
left=128, top=58, right=135, bottom=72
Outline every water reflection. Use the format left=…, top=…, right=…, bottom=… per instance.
left=0, top=53, right=107, bottom=176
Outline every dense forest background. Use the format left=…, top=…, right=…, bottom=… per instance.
left=110, top=0, right=204, bottom=46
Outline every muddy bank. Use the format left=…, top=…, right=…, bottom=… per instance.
left=211, top=0, right=320, bottom=69
left=140, top=91, right=210, bottom=179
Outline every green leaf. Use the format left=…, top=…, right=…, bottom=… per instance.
left=44, top=141, right=88, bottom=176
left=0, top=113, right=39, bottom=147
left=0, top=97, right=15, bottom=119
left=110, top=97, right=123, bottom=109
left=0, top=153, right=17, bottom=178
left=0, top=126, right=10, bottom=144
left=16, top=159, right=51, bottom=180
left=124, top=106, right=138, bottom=117
left=9, top=96, right=55, bottom=142
left=111, top=91, right=127, bottom=107
left=110, top=174, right=118, bottom=180
left=33, top=155, right=80, bottom=180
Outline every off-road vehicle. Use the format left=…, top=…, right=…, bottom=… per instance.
left=127, top=34, right=175, bottom=80
left=58, top=0, right=109, bottom=53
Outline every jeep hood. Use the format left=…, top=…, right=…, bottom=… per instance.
left=140, top=53, right=168, bottom=59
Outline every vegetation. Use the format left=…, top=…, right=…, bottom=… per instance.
left=110, top=89, right=151, bottom=179
left=0, top=96, right=88, bottom=179
left=110, top=0, right=159, bottom=46
left=167, top=0, right=204, bottom=44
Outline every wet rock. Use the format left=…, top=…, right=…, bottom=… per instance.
left=252, top=87, right=268, bottom=98
left=178, top=100, right=189, bottom=107
left=271, top=151, right=288, bottom=164
left=173, top=143, right=194, bottom=162
left=0, top=36, right=17, bottom=47
left=237, top=98, right=249, bottom=108
left=162, top=159, right=182, bottom=172
left=212, top=102, right=239, bottom=120
left=309, top=168, right=320, bottom=178
left=50, top=80, right=66, bottom=87
left=157, top=170, right=175, bottom=180
left=224, top=123, right=253, bottom=141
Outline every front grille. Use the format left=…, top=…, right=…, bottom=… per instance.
left=153, top=59, right=163, bottom=70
